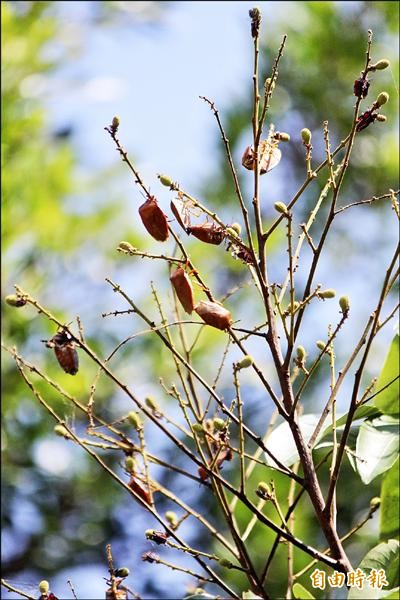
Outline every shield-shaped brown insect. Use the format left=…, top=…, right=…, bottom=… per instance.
left=138, top=196, right=169, bottom=242
left=195, top=301, right=232, bottom=330
left=187, top=222, right=225, bottom=245
left=128, top=475, right=152, bottom=505
left=45, top=331, right=79, bottom=375
left=145, top=530, right=168, bottom=545
left=170, top=267, right=195, bottom=314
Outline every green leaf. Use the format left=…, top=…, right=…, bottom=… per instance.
left=292, top=582, right=315, bottom=599
left=380, top=459, right=400, bottom=540
left=374, top=336, right=400, bottom=416
left=356, top=416, right=399, bottom=484
left=321, top=405, right=382, bottom=440
left=265, top=414, right=321, bottom=467
left=348, top=540, right=399, bottom=599
left=381, top=587, right=400, bottom=599
left=184, top=591, right=218, bottom=600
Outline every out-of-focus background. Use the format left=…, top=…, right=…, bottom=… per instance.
left=2, top=1, right=398, bottom=599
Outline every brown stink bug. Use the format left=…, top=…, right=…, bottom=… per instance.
left=44, top=330, right=79, bottom=375
left=138, top=196, right=169, bottom=242
left=195, top=301, right=232, bottom=330
left=170, top=267, right=195, bottom=314
left=145, top=529, right=168, bottom=545
left=354, top=74, right=370, bottom=98
left=128, top=475, right=152, bottom=506
left=187, top=222, right=225, bottom=245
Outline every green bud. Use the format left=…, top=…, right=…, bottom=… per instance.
left=376, top=114, right=387, bottom=122
left=370, top=496, right=381, bottom=509
left=158, top=174, right=174, bottom=187
left=5, top=294, right=27, bottom=307
left=128, top=411, right=143, bottom=430
left=265, top=77, right=275, bottom=91
left=370, top=59, right=390, bottom=71
left=296, top=346, right=306, bottom=361
left=192, top=423, right=205, bottom=437
left=114, top=567, right=130, bottom=577
left=237, top=355, right=254, bottom=369
left=230, top=222, right=242, bottom=236
left=125, top=456, right=136, bottom=472
left=118, top=241, right=135, bottom=253
left=213, top=417, right=226, bottom=431
left=111, top=116, right=120, bottom=130
left=290, top=301, right=300, bottom=314
left=145, top=529, right=155, bottom=539
left=339, top=296, right=350, bottom=315
left=218, top=557, right=233, bottom=568
left=256, top=481, right=272, bottom=499
left=316, top=340, right=326, bottom=350
left=226, top=227, right=239, bottom=238
left=375, top=92, right=389, bottom=108
left=274, top=201, right=288, bottom=215
left=54, top=424, right=71, bottom=439
left=145, top=395, right=158, bottom=411
left=301, top=128, right=312, bottom=145
left=38, top=581, right=50, bottom=594
left=275, top=132, right=290, bottom=142
left=318, top=289, right=336, bottom=299
left=165, top=510, right=178, bottom=527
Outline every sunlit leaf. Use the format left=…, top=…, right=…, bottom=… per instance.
left=380, top=459, right=399, bottom=540
left=356, top=416, right=399, bottom=484
left=374, top=336, right=400, bottom=416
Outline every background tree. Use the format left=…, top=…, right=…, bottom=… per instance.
left=2, top=2, right=398, bottom=599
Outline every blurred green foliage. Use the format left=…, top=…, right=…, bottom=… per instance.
left=1, top=1, right=398, bottom=599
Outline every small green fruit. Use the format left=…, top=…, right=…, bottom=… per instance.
left=118, top=241, right=135, bottom=253
left=316, top=340, right=326, bottom=350
left=128, top=411, right=143, bottom=430
left=370, top=59, right=390, bottom=71
left=318, top=289, right=336, bottom=299
left=370, top=496, right=381, bottom=509
left=125, top=456, right=136, bottom=472
left=145, top=395, right=158, bottom=411
left=275, top=132, right=290, bottom=142
left=230, top=222, right=242, bottom=236
left=274, top=202, right=288, bottom=215
left=375, top=92, right=389, bottom=108
left=38, top=581, right=50, bottom=594
left=296, top=346, right=306, bottom=361
left=339, top=296, right=350, bottom=315
left=301, top=128, right=312, bottom=145
left=114, top=567, right=130, bottom=577
left=158, top=174, right=174, bottom=187
left=165, top=510, right=178, bottom=527
left=192, top=423, right=205, bottom=438
left=54, top=424, right=71, bottom=438
left=213, top=417, right=226, bottom=431
left=5, top=294, right=27, bottom=307
left=111, top=116, right=120, bottom=130
left=237, top=355, right=254, bottom=369
left=256, top=481, right=272, bottom=499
